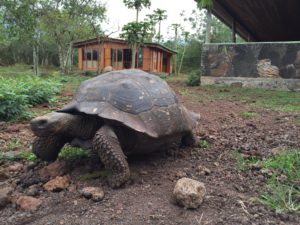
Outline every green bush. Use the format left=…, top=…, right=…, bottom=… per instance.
left=185, top=69, right=201, bottom=86
left=0, top=75, right=62, bottom=120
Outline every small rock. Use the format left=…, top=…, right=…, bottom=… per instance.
left=270, top=146, right=287, bottom=156
left=139, top=170, right=148, bottom=175
left=8, top=162, right=24, bottom=173
left=0, top=169, right=9, bottom=182
left=43, top=176, right=70, bottom=192
left=173, top=178, right=206, bottom=209
left=39, top=161, right=68, bottom=181
left=0, top=186, right=14, bottom=208
left=16, top=196, right=42, bottom=211
left=26, top=185, right=40, bottom=197
left=175, top=171, right=187, bottom=178
left=197, top=166, right=211, bottom=175
left=7, top=125, right=20, bottom=132
left=80, top=187, right=104, bottom=202
left=102, top=66, right=113, bottom=73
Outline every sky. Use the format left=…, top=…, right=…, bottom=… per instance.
left=102, top=0, right=198, bottom=39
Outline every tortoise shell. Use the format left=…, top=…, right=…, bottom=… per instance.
left=58, top=69, right=194, bottom=138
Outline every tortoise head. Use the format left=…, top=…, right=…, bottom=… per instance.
left=30, top=112, right=80, bottom=137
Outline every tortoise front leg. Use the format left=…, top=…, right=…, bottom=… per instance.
left=93, top=126, right=130, bottom=188
left=181, top=131, right=197, bottom=147
left=32, top=136, right=68, bottom=161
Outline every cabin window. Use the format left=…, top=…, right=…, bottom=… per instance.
left=137, top=48, right=143, bottom=68
left=152, top=51, right=157, bottom=71
left=111, top=49, right=117, bottom=68
left=117, top=49, right=123, bottom=69
left=87, top=49, right=92, bottom=60
left=82, top=48, right=100, bottom=69
left=93, top=49, right=98, bottom=61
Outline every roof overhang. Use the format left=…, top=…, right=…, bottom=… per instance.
left=208, top=0, right=300, bottom=42
left=73, top=38, right=177, bottom=55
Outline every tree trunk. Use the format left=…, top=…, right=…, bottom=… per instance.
left=158, top=21, right=161, bottom=43
left=178, top=45, right=186, bottom=75
left=131, top=45, right=137, bottom=69
left=33, top=45, right=39, bottom=76
left=58, top=44, right=65, bottom=73
left=205, top=9, right=212, bottom=44
left=136, top=10, right=139, bottom=22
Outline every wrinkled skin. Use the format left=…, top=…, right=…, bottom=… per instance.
left=31, top=111, right=198, bottom=188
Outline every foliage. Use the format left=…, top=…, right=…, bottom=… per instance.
left=0, top=0, right=106, bottom=73
left=185, top=69, right=201, bottom=86
left=123, top=0, right=151, bottom=22
left=120, top=21, right=151, bottom=68
left=0, top=74, right=62, bottom=120
left=58, top=146, right=91, bottom=160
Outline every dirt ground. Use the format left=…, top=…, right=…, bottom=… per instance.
left=0, top=80, right=299, bottom=225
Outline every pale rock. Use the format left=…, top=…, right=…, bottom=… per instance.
left=39, top=161, right=68, bottom=181
left=8, top=162, right=24, bottom=173
left=0, top=185, right=14, bottom=208
left=43, top=176, right=70, bottom=192
left=173, top=178, right=206, bottom=209
left=80, top=187, right=105, bottom=202
left=103, top=66, right=113, bottom=73
left=0, top=169, right=9, bottom=181
left=16, top=196, right=42, bottom=211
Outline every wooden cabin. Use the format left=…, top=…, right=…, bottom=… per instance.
left=73, top=38, right=176, bottom=74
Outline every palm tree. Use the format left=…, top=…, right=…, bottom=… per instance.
left=153, top=8, right=167, bottom=43
left=123, top=0, right=151, bottom=22
left=197, top=0, right=213, bottom=43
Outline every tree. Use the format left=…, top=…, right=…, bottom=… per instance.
left=1, top=0, right=41, bottom=75
left=178, top=31, right=190, bottom=74
left=153, top=8, right=167, bottom=43
left=123, top=0, right=151, bottom=22
left=170, top=23, right=181, bottom=75
left=120, top=21, right=151, bottom=69
left=40, top=0, right=106, bottom=74
left=145, top=13, right=157, bottom=42
left=196, top=0, right=213, bottom=43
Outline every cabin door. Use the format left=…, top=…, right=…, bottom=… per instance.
left=123, top=49, right=132, bottom=69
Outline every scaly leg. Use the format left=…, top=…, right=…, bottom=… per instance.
left=32, top=136, right=67, bottom=161
left=93, top=126, right=130, bottom=188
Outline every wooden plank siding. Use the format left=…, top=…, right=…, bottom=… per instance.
left=74, top=38, right=176, bottom=74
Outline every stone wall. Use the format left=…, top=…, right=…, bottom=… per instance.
left=201, top=42, right=300, bottom=79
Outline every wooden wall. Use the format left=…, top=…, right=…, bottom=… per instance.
left=77, top=42, right=173, bottom=74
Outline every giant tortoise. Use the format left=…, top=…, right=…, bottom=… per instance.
left=30, top=69, right=200, bottom=188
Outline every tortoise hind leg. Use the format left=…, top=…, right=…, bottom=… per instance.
left=93, top=125, right=130, bottom=188
left=32, top=136, right=67, bottom=161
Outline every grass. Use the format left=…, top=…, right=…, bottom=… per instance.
left=240, top=111, right=258, bottom=119
left=174, top=83, right=300, bottom=112
left=198, top=140, right=210, bottom=149
left=234, top=150, right=300, bottom=214
left=0, top=151, right=37, bottom=162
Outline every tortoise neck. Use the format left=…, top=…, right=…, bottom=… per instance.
left=64, top=115, right=102, bottom=139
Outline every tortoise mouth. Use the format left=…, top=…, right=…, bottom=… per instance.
left=30, top=118, right=60, bottom=137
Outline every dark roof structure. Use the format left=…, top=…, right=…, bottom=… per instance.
left=210, top=0, right=300, bottom=42
left=73, top=37, right=177, bottom=54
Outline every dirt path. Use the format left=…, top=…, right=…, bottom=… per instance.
left=0, top=81, right=299, bottom=225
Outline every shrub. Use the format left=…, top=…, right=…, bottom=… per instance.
left=185, top=69, right=201, bottom=86
left=0, top=75, right=62, bottom=120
